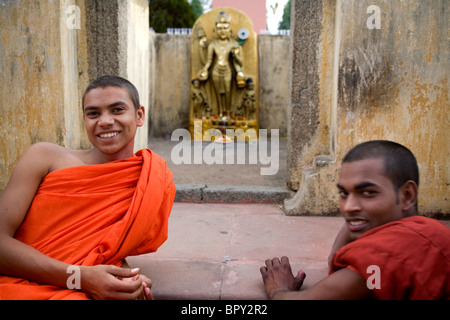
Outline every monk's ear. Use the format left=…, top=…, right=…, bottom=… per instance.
left=136, top=106, right=145, bottom=127
left=399, top=180, right=418, bottom=213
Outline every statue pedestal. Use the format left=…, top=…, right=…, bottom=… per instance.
left=189, top=118, right=259, bottom=141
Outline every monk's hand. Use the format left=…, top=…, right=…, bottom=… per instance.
left=79, top=265, right=146, bottom=300
left=140, top=274, right=154, bottom=300
left=120, top=273, right=154, bottom=300
left=260, top=256, right=306, bottom=299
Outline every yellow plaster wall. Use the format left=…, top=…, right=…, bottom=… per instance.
left=286, top=0, right=449, bottom=217
left=0, top=0, right=87, bottom=191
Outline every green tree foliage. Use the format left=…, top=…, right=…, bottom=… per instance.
left=150, top=0, right=197, bottom=33
left=278, top=0, right=291, bottom=30
left=190, top=0, right=204, bottom=18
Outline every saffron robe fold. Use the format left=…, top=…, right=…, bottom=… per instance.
left=330, top=216, right=450, bottom=300
left=0, top=149, right=176, bottom=300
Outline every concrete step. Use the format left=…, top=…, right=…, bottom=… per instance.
left=174, top=184, right=294, bottom=204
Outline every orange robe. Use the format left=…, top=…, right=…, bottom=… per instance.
left=330, top=216, right=450, bottom=299
left=0, top=149, right=175, bottom=299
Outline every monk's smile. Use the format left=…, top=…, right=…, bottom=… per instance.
left=346, top=218, right=369, bottom=233
left=97, top=131, right=121, bottom=140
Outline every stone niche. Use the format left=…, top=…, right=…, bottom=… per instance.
left=189, top=7, right=259, bottom=141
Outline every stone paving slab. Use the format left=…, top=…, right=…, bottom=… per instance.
left=127, top=203, right=343, bottom=300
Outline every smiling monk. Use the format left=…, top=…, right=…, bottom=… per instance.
left=0, top=76, right=176, bottom=300
left=261, top=140, right=450, bottom=300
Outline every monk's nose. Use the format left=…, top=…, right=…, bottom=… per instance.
left=341, top=194, right=362, bottom=214
left=98, top=114, right=114, bottom=127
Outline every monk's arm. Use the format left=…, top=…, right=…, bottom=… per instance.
left=0, top=143, right=72, bottom=288
left=271, top=267, right=375, bottom=300
left=328, top=223, right=353, bottom=267
left=0, top=231, right=72, bottom=288
left=261, top=257, right=375, bottom=300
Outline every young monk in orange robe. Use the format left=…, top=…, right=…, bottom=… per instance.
left=261, top=140, right=450, bottom=299
left=0, top=76, right=175, bottom=300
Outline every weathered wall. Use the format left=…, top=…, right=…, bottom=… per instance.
left=284, top=0, right=339, bottom=214
left=150, top=34, right=192, bottom=138
left=285, top=0, right=449, bottom=217
left=0, top=0, right=150, bottom=191
left=150, top=34, right=290, bottom=138
left=258, top=35, right=290, bottom=137
left=149, top=30, right=157, bottom=137
left=120, top=0, right=150, bottom=151
left=0, top=0, right=88, bottom=191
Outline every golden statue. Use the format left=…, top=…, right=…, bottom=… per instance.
left=198, top=11, right=245, bottom=117
left=191, top=78, right=210, bottom=118
left=238, top=78, right=256, bottom=119
left=190, top=8, right=259, bottom=139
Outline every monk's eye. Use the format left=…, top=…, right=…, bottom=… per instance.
left=361, top=190, right=377, bottom=197
left=338, top=190, right=348, bottom=199
left=113, top=107, right=125, bottom=113
left=86, top=111, right=99, bottom=118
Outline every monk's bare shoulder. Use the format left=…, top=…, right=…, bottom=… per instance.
left=21, top=142, right=88, bottom=174
left=26, top=142, right=67, bottom=155
left=1, top=143, right=92, bottom=228
left=0, top=143, right=64, bottom=221
left=18, top=143, right=57, bottom=175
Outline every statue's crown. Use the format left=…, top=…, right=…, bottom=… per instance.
left=215, top=11, right=230, bottom=24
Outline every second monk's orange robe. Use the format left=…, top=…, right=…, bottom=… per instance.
left=0, top=149, right=176, bottom=299
left=330, top=216, right=450, bottom=299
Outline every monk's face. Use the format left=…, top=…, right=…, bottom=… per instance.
left=337, top=158, right=404, bottom=240
left=83, top=86, right=144, bottom=156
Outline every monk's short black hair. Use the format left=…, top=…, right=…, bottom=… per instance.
left=343, top=140, right=419, bottom=191
left=82, top=75, right=140, bottom=110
